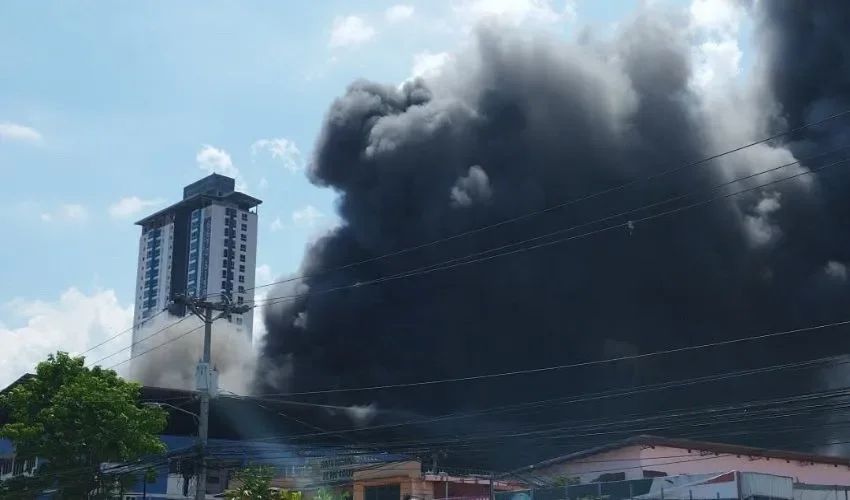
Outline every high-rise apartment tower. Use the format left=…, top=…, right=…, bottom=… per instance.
left=132, top=174, right=261, bottom=358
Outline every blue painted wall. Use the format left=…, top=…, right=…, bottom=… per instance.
left=0, top=439, right=13, bottom=455
left=125, top=434, right=304, bottom=495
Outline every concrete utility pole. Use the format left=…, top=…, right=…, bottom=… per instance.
left=173, top=294, right=250, bottom=500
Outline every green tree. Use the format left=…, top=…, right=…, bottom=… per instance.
left=0, top=351, right=168, bottom=498
left=225, top=463, right=304, bottom=500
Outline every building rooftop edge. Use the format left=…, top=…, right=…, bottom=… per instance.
left=504, top=434, right=850, bottom=476
left=134, top=191, right=263, bottom=226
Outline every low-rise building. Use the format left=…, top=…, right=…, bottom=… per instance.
left=351, top=460, right=526, bottom=500
left=508, top=435, right=850, bottom=486
left=498, top=435, right=850, bottom=500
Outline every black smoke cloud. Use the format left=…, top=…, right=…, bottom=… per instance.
left=258, top=2, right=850, bottom=469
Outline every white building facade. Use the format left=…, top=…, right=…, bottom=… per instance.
left=132, top=174, right=261, bottom=358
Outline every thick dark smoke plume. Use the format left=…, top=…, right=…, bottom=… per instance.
left=258, top=1, right=850, bottom=469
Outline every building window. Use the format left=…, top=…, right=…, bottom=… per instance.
left=240, top=233, right=247, bottom=242
left=241, top=223, right=247, bottom=231
left=236, top=317, right=243, bottom=325
left=239, top=265, right=245, bottom=273
left=223, top=249, right=228, bottom=257
left=221, top=270, right=227, bottom=278
left=240, top=244, right=246, bottom=252
left=237, top=296, right=244, bottom=304
left=224, top=228, right=230, bottom=237
left=240, top=254, right=246, bottom=263
left=221, top=281, right=227, bottom=290
left=238, top=286, right=245, bottom=293
left=238, top=275, right=245, bottom=283
left=222, top=259, right=227, bottom=267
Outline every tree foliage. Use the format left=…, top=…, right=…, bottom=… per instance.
left=0, top=352, right=168, bottom=497
left=225, top=462, right=304, bottom=500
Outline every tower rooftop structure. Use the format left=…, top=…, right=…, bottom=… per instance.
left=135, top=173, right=261, bottom=228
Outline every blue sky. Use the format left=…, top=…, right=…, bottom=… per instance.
left=0, top=0, right=737, bottom=385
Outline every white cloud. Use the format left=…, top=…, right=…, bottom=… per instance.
left=385, top=4, right=415, bottom=23
left=108, top=196, right=165, bottom=220
left=256, top=264, right=273, bottom=294
left=451, top=0, right=575, bottom=28
left=258, top=177, right=269, bottom=190
left=0, top=288, right=134, bottom=387
left=690, top=0, right=741, bottom=35
left=397, top=0, right=576, bottom=86
left=291, top=205, right=325, bottom=228
left=692, top=39, right=742, bottom=90
left=270, top=216, right=284, bottom=232
left=411, top=51, right=452, bottom=81
left=251, top=138, right=304, bottom=174
left=196, top=144, right=247, bottom=192
left=0, top=121, right=43, bottom=144
left=40, top=203, right=88, bottom=223
left=689, top=0, right=744, bottom=93
left=329, top=15, right=377, bottom=48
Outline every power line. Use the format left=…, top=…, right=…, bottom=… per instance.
left=240, top=109, right=850, bottom=297
left=73, top=309, right=168, bottom=362
left=107, top=323, right=204, bottom=371
left=201, top=433, right=850, bottom=479
left=226, top=354, right=850, bottom=440
left=87, top=314, right=195, bottom=368
left=91, top=147, right=850, bottom=369
left=249, top=152, right=850, bottom=313
left=386, top=390, right=850, bottom=449
left=248, top=317, right=850, bottom=397
left=11, top=417, right=847, bottom=498
left=230, top=373, right=850, bottom=445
